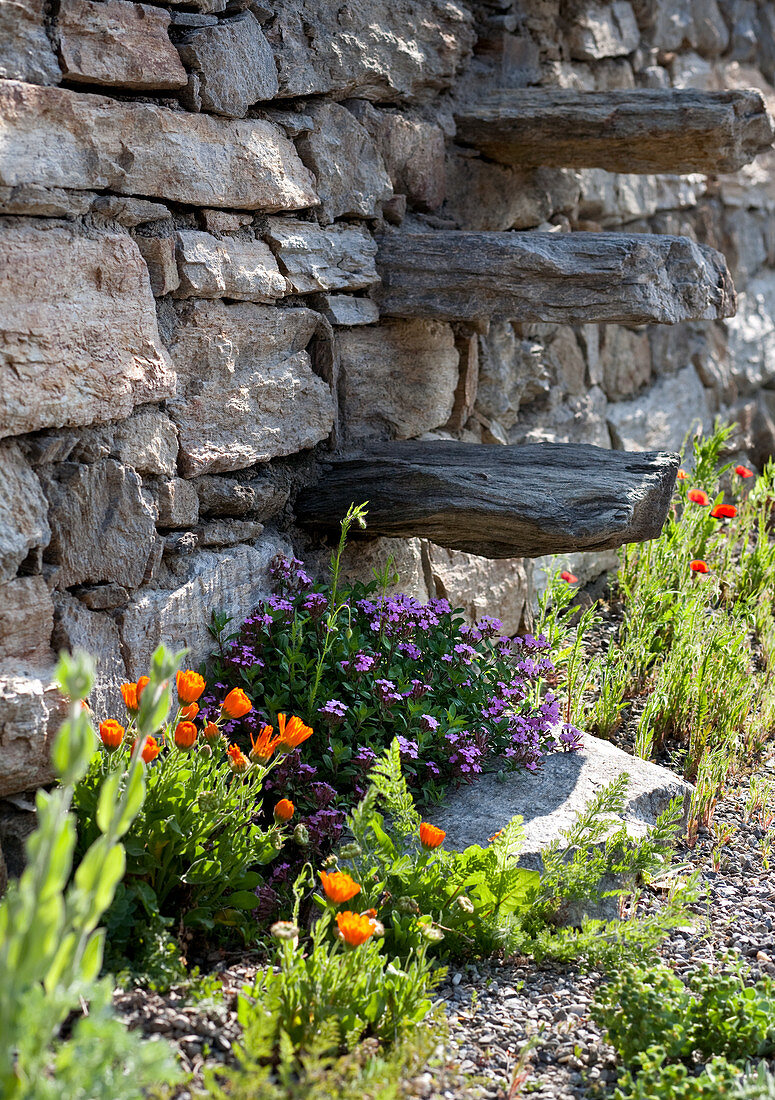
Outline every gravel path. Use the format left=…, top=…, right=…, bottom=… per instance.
left=424, top=752, right=775, bottom=1099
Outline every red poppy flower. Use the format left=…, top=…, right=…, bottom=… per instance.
left=560, top=571, right=578, bottom=584
left=677, top=469, right=687, bottom=480
left=690, top=559, right=709, bottom=574
left=688, top=490, right=709, bottom=506
left=710, top=504, right=737, bottom=519
left=735, top=465, right=754, bottom=478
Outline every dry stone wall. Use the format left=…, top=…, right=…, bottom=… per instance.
left=0, top=0, right=774, bottom=802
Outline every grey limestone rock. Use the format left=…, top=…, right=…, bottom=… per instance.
left=167, top=301, right=334, bottom=476
left=336, top=320, right=459, bottom=442
left=264, top=219, right=379, bottom=294
left=0, top=443, right=50, bottom=585
left=174, top=11, right=278, bottom=117
left=118, top=536, right=290, bottom=678
left=607, top=363, right=711, bottom=451
left=314, top=295, right=380, bottom=327
left=174, top=230, right=287, bottom=302
left=432, top=733, right=693, bottom=872
left=56, top=0, right=188, bottom=91
left=194, top=475, right=289, bottom=520
left=0, top=219, right=175, bottom=439
left=424, top=545, right=531, bottom=636
left=0, top=662, right=66, bottom=799
left=295, top=101, right=393, bottom=224
left=0, top=81, right=317, bottom=212
left=0, top=577, right=54, bottom=663
left=144, top=477, right=200, bottom=529
left=0, top=0, right=61, bottom=84
left=567, top=1, right=640, bottom=60
left=51, top=593, right=127, bottom=721
left=40, top=459, right=158, bottom=590
left=263, top=0, right=475, bottom=102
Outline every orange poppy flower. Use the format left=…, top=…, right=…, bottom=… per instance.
left=181, top=702, right=199, bottom=720
left=174, top=721, right=198, bottom=751
left=690, top=559, right=709, bottom=574
left=274, top=799, right=295, bottom=823
left=677, top=469, right=687, bottom=479
left=176, top=670, right=205, bottom=705
left=250, top=723, right=281, bottom=763
left=277, top=713, right=313, bottom=751
left=222, top=688, right=252, bottom=720
left=99, top=719, right=124, bottom=751
left=419, top=822, right=446, bottom=849
left=120, top=682, right=140, bottom=713
left=131, top=735, right=161, bottom=763
left=320, top=870, right=361, bottom=904
left=735, top=465, right=754, bottom=478
left=560, top=571, right=578, bottom=584
left=688, top=490, right=710, bottom=506
left=710, top=504, right=737, bottom=519
left=336, top=910, right=376, bottom=947
left=226, top=743, right=250, bottom=773
left=203, top=721, right=220, bottom=743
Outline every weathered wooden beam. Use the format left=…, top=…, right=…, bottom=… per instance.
left=454, top=89, right=774, bottom=174
left=296, top=442, right=679, bottom=559
left=375, top=230, right=735, bottom=325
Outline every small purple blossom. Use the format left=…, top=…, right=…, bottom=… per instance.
left=396, top=735, right=419, bottom=760
left=420, top=714, right=439, bottom=732
left=353, top=652, right=375, bottom=674
left=318, top=698, right=348, bottom=727
left=375, top=678, right=402, bottom=708
left=303, top=592, right=328, bottom=619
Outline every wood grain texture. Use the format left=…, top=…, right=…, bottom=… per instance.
left=296, top=441, right=679, bottom=558
left=454, top=88, right=774, bottom=174
left=376, top=230, right=736, bottom=324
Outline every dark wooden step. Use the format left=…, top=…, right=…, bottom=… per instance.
left=296, top=441, right=679, bottom=559
left=375, top=230, right=735, bottom=325
left=454, top=88, right=774, bottom=174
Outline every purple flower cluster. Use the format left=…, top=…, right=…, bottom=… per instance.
left=209, top=553, right=584, bottom=925
left=319, top=698, right=348, bottom=727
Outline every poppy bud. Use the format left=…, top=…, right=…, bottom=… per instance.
left=271, top=921, right=299, bottom=945
left=274, top=799, right=295, bottom=823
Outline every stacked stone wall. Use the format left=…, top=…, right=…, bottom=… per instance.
left=1, top=0, right=774, bottom=800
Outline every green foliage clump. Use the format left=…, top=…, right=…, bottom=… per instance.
left=0, top=648, right=180, bottom=1099
left=598, top=425, right=775, bottom=775
left=593, top=958, right=775, bottom=1100
left=71, top=669, right=302, bottom=974
left=324, top=740, right=689, bottom=969
left=205, top=1011, right=443, bottom=1100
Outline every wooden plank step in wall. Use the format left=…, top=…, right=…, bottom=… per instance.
left=376, top=230, right=736, bottom=325
left=454, top=89, right=774, bottom=174
left=296, top=441, right=679, bottom=559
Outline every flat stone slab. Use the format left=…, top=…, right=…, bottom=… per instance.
left=432, top=733, right=693, bottom=872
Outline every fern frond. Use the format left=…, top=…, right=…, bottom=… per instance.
left=369, top=740, right=421, bottom=839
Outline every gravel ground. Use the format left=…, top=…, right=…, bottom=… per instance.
left=422, top=751, right=775, bottom=1100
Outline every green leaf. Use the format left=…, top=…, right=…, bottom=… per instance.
left=96, top=772, right=121, bottom=835
left=80, top=928, right=106, bottom=983
left=116, top=761, right=146, bottom=838
left=224, top=890, right=261, bottom=910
